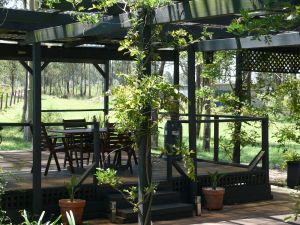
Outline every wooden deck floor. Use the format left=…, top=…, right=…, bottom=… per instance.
left=0, top=150, right=248, bottom=190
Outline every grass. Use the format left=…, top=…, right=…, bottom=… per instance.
left=0, top=95, right=104, bottom=123
left=0, top=95, right=104, bottom=150
left=0, top=128, right=31, bottom=150
left=0, top=94, right=299, bottom=168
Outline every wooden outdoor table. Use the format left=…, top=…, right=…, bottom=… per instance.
left=49, top=128, right=107, bottom=134
left=49, top=128, right=107, bottom=170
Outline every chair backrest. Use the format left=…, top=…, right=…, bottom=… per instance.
left=63, top=119, right=93, bottom=150
left=63, top=119, right=87, bottom=130
left=104, top=123, right=133, bottom=153
left=41, top=123, right=52, bottom=151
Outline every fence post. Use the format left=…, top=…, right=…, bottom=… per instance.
left=5, top=93, right=8, bottom=108
left=213, top=116, right=219, bottom=162
left=261, top=118, right=269, bottom=182
left=0, top=93, right=3, bottom=110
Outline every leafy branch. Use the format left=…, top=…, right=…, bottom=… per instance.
left=228, top=4, right=300, bottom=40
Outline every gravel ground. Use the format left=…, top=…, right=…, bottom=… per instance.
left=270, top=169, right=287, bottom=186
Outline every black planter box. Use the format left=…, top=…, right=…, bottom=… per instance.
left=287, top=161, right=300, bottom=188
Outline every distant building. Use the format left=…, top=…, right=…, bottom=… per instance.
left=180, top=83, right=263, bottom=107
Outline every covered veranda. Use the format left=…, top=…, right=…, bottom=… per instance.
left=0, top=0, right=299, bottom=223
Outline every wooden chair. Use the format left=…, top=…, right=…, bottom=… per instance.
left=41, top=124, right=73, bottom=176
left=63, top=119, right=87, bottom=130
left=63, top=119, right=93, bottom=168
left=102, top=123, right=137, bottom=174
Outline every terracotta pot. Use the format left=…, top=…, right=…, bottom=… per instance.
left=202, top=187, right=225, bottom=210
left=59, top=199, right=86, bottom=225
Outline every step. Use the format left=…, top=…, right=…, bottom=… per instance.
left=117, top=203, right=194, bottom=223
left=105, top=191, right=182, bottom=209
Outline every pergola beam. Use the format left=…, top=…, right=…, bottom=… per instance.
left=195, top=31, right=300, bottom=52
left=0, top=43, right=175, bottom=62
left=0, top=7, right=76, bottom=31
left=25, top=0, right=267, bottom=44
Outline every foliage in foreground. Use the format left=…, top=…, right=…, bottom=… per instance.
left=21, top=210, right=76, bottom=225
left=285, top=190, right=300, bottom=222
left=110, top=74, right=186, bottom=134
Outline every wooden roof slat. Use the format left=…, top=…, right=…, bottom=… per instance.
left=24, top=0, right=267, bottom=44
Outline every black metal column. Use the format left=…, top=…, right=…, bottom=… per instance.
left=214, top=116, right=219, bottom=162
left=262, top=118, right=269, bottom=182
left=188, top=46, right=197, bottom=201
left=32, top=42, right=42, bottom=215
left=167, top=50, right=180, bottom=180
left=93, top=119, right=100, bottom=185
left=104, top=61, right=109, bottom=119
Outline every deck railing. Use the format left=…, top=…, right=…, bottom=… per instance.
left=164, top=114, right=269, bottom=182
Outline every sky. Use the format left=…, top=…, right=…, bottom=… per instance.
left=5, top=0, right=23, bottom=8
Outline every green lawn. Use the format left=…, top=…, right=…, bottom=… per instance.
left=0, top=95, right=299, bottom=168
left=0, top=95, right=104, bottom=150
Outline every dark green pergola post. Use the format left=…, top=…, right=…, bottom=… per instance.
left=187, top=45, right=197, bottom=202
left=174, top=50, right=180, bottom=116
left=104, top=60, right=109, bottom=119
left=32, top=42, right=42, bottom=215
left=167, top=50, right=180, bottom=180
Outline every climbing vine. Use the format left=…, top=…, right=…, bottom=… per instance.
left=44, top=0, right=199, bottom=224
left=227, top=3, right=300, bottom=41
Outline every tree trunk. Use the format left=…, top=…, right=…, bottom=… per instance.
left=43, top=76, right=47, bottom=95
left=72, top=75, right=75, bottom=96
left=80, top=66, right=83, bottom=97
left=88, top=65, right=92, bottom=97
left=245, top=71, right=251, bottom=104
left=84, top=73, right=87, bottom=96
left=233, top=38, right=244, bottom=163
left=21, top=71, right=28, bottom=124
left=24, top=62, right=33, bottom=141
left=9, top=62, right=16, bottom=106
left=49, top=80, right=52, bottom=95
left=158, top=61, right=165, bottom=75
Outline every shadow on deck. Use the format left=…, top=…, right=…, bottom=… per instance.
left=0, top=150, right=248, bottom=190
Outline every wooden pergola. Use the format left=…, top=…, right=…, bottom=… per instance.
left=1, top=0, right=300, bottom=222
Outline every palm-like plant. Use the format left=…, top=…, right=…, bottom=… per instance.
left=207, top=171, right=224, bottom=190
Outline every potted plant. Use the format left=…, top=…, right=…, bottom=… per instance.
left=59, top=176, right=86, bottom=225
left=202, top=171, right=225, bottom=210
left=282, top=150, right=300, bottom=188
